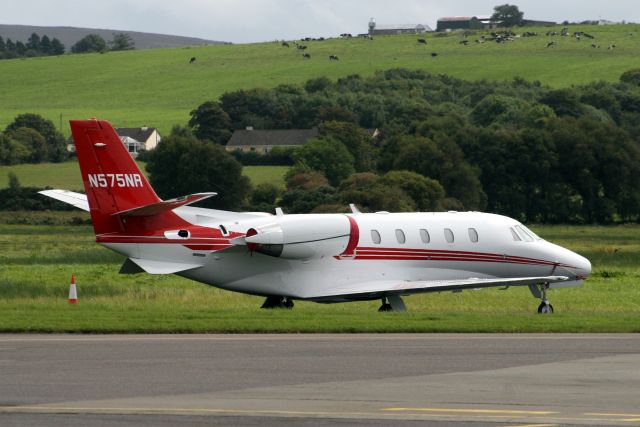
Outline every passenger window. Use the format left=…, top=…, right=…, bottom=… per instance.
left=420, top=229, right=430, bottom=244
left=395, top=229, right=406, bottom=244
left=444, top=228, right=454, bottom=243
left=510, top=228, right=521, bottom=241
left=371, top=230, right=381, bottom=244
left=468, top=228, right=478, bottom=243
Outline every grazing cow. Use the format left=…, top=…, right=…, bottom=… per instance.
left=460, top=40, right=469, bottom=45
left=302, top=53, right=311, bottom=59
left=431, top=52, right=438, bottom=57
left=340, top=33, right=352, bottom=38
left=297, top=45, right=307, bottom=50
left=591, top=43, right=600, bottom=48
left=561, top=27, right=569, bottom=36
left=417, top=38, right=427, bottom=44
left=282, top=42, right=290, bottom=47
left=329, top=55, right=339, bottom=61
left=189, top=57, right=196, bottom=63
left=547, top=41, right=556, bottom=48
left=583, top=33, right=595, bottom=39
left=608, top=44, right=616, bottom=50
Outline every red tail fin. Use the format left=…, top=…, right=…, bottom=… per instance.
left=71, top=119, right=184, bottom=235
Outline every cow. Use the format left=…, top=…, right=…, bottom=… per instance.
left=302, top=53, right=311, bottom=59
left=282, top=42, right=290, bottom=47
left=417, top=38, right=427, bottom=44
left=459, top=40, right=469, bottom=45
left=329, top=55, right=339, bottom=61
left=189, top=57, right=196, bottom=63
left=547, top=41, right=556, bottom=48
left=431, top=52, right=438, bottom=57
left=297, top=45, right=307, bottom=50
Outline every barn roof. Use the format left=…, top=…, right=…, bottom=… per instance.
left=226, top=128, right=319, bottom=147
left=374, top=23, right=432, bottom=31
left=438, top=16, right=475, bottom=22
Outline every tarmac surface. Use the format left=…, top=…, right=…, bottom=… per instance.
left=0, top=333, right=639, bottom=426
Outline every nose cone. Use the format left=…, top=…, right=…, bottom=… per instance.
left=546, top=242, right=591, bottom=280
left=573, top=253, right=592, bottom=280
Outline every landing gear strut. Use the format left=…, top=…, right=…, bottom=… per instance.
left=378, top=295, right=407, bottom=312
left=536, top=283, right=554, bottom=314
left=261, top=296, right=294, bottom=309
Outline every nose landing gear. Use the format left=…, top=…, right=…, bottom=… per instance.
left=536, top=283, right=554, bottom=314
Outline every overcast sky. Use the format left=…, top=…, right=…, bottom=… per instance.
left=4, top=0, right=639, bottom=43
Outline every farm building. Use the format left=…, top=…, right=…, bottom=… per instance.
left=368, top=19, right=433, bottom=35
left=67, top=126, right=161, bottom=158
left=225, top=127, right=319, bottom=154
left=437, top=16, right=491, bottom=31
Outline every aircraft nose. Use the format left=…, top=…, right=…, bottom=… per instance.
left=574, top=253, right=592, bottom=280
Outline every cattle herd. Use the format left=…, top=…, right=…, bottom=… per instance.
left=188, top=27, right=615, bottom=64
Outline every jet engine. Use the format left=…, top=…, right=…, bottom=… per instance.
left=242, top=214, right=359, bottom=260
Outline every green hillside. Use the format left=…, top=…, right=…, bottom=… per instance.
left=0, top=162, right=287, bottom=190
left=1, top=24, right=639, bottom=134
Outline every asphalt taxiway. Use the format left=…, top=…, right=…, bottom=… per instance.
left=0, top=333, right=639, bottom=426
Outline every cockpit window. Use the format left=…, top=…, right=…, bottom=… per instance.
left=510, top=228, right=521, bottom=241
left=521, top=224, right=541, bottom=240
left=515, top=225, right=534, bottom=242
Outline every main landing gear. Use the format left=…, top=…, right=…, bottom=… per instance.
left=261, top=296, right=294, bottom=309
left=536, top=283, right=554, bottom=314
left=378, top=295, right=407, bottom=312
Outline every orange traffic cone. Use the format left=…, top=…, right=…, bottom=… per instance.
left=68, top=275, right=78, bottom=304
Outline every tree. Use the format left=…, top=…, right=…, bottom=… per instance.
left=250, top=183, right=281, bottom=212
left=491, top=4, right=524, bottom=27
left=50, top=38, right=65, bottom=55
left=26, top=33, right=40, bottom=51
left=40, top=35, right=51, bottom=54
left=5, top=113, right=67, bottom=162
left=71, top=34, right=107, bottom=53
left=294, top=137, right=355, bottom=186
left=6, top=127, right=47, bottom=162
left=110, top=33, right=135, bottom=51
left=188, top=101, right=233, bottom=144
left=379, top=170, right=445, bottom=211
left=146, top=131, right=251, bottom=210
left=620, top=69, right=640, bottom=86
left=318, top=121, right=373, bottom=171
left=0, top=134, right=31, bottom=165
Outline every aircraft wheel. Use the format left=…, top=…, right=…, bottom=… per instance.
left=378, top=303, right=393, bottom=312
left=537, top=302, right=554, bottom=314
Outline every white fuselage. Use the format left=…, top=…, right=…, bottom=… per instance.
left=101, top=209, right=591, bottom=301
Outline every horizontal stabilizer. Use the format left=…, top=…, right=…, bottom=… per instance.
left=128, top=258, right=203, bottom=274
left=113, top=193, right=217, bottom=217
left=310, top=275, right=569, bottom=301
left=38, top=190, right=89, bottom=211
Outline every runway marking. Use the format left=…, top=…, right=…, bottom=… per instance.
left=586, top=413, right=640, bottom=422
left=383, top=407, right=557, bottom=415
left=502, top=424, right=557, bottom=427
left=0, top=334, right=636, bottom=343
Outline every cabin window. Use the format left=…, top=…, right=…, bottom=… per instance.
left=515, top=225, right=534, bottom=242
left=371, top=230, right=381, bottom=244
left=468, top=228, right=478, bottom=243
left=510, top=228, right=521, bottom=241
left=395, top=229, right=406, bottom=244
left=444, top=228, right=454, bottom=243
left=420, top=229, right=430, bottom=244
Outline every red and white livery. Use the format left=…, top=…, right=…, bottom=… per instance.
left=41, top=119, right=591, bottom=312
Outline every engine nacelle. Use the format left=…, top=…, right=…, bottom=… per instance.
left=244, top=214, right=359, bottom=260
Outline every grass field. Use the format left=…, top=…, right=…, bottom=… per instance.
left=0, top=219, right=638, bottom=333
left=1, top=25, right=639, bottom=134
left=0, top=161, right=288, bottom=190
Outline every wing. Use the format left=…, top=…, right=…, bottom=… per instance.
left=308, top=275, right=569, bottom=302
left=38, top=189, right=89, bottom=211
